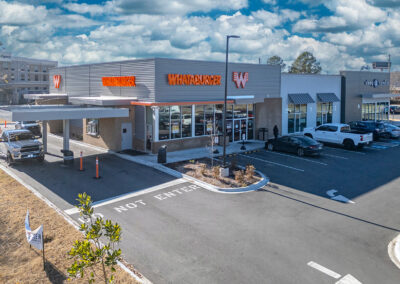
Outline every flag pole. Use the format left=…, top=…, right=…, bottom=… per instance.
left=42, top=228, right=45, bottom=271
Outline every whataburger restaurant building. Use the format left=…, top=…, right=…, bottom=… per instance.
left=37, top=58, right=281, bottom=153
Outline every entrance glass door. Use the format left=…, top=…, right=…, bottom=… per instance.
left=234, top=120, right=240, bottom=141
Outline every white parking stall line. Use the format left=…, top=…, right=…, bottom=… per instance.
left=324, top=147, right=366, bottom=155
left=307, top=261, right=342, bottom=279
left=238, top=154, right=304, bottom=172
left=261, top=151, right=328, bottom=166
left=64, top=178, right=188, bottom=215
left=323, top=153, right=348, bottom=160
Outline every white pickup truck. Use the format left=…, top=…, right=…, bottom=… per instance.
left=303, top=123, right=373, bottom=149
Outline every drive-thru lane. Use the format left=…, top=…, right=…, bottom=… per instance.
left=3, top=135, right=400, bottom=283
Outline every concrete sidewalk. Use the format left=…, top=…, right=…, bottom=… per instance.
left=127, top=140, right=265, bottom=165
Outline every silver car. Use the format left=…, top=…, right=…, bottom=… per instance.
left=0, top=129, right=44, bottom=165
left=383, top=123, right=400, bottom=138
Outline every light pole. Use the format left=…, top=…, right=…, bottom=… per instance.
left=222, top=35, right=240, bottom=169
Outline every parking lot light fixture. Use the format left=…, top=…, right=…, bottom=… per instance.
left=222, top=35, right=240, bottom=171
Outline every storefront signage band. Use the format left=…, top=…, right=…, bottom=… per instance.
left=102, top=76, right=136, bottom=87
left=168, top=74, right=221, bottom=86
left=364, top=79, right=389, bottom=88
left=232, top=72, right=248, bottom=88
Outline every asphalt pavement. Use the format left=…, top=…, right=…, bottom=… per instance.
left=3, top=135, right=400, bottom=283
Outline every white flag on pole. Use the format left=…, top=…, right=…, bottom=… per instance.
left=25, top=210, right=43, bottom=250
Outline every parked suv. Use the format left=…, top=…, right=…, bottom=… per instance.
left=348, top=121, right=386, bottom=141
left=0, top=129, right=44, bottom=165
left=15, top=121, right=42, bottom=138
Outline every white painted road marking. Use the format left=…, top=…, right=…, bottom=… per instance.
left=325, top=147, right=366, bottom=155
left=326, top=189, right=355, bottom=204
left=113, top=184, right=200, bottom=213
left=261, top=151, right=328, bottom=166
left=336, top=274, right=362, bottom=284
left=238, top=154, right=305, bottom=172
left=64, top=178, right=188, bottom=215
left=323, top=153, right=348, bottom=160
left=307, top=261, right=341, bottom=279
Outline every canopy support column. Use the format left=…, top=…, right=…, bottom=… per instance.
left=42, top=120, right=47, bottom=153
left=63, top=119, right=70, bottom=151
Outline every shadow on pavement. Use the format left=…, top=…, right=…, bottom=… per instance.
left=8, top=151, right=176, bottom=206
left=258, top=185, right=400, bottom=232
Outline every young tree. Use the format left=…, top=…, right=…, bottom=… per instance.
left=67, top=193, right=122, bottom=283
left=267, top=55, right=286, bottom=71
left=289, top=51, right=322, bottom=74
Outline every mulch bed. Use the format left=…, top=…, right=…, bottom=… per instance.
left=166, top=157, right=261, bottom=188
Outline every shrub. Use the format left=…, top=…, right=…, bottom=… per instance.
left=199, top=163, right=207, bottom=176
left=245, top=164, right=255, bottom=179
left=234, top=170, right=246, bottom=187
left=212, top=166, right=221, bottom=179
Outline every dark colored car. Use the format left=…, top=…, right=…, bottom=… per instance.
left=15, top=121, right=42, bottom=138
left=384, top=105, right=400, bottom=114
left=348, top=121, right=386, bottom=141
left=265, top=135, right=323, bottom=157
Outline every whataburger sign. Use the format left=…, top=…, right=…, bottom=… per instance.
left=168, top=74, right=221, bottom=86
left=102, top=76, right=136, bottom=87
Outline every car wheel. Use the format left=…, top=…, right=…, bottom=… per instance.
left=297, top=148, right=304, bottom=157
left=37, top=155, right=45, bottom=163
left=6, top=152, right=14, bottom=166
left=344, top=140, right=355, bottom=150
left=267, top=143, right=274, bottom=151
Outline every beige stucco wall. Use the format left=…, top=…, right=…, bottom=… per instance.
left=82, top=106, right=135, bottom=152
left=255, top=98, right=282, bottom=140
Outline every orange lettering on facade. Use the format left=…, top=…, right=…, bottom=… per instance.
left=167, top=74, right=221, bottom=86
left=102, top=76, right=136, bottom=87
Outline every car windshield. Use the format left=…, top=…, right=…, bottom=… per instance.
left=296, top=136, right=318, bottom=145
left=9, top=132, right=34, bottom=142
left=23, top=121, right=36, bottom=124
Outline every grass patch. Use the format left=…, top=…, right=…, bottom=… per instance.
left=0, top=169, right=138, bottom=283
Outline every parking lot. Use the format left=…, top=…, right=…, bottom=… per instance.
left=60, top=139, right=400, bottom=283
left=2, top=134, right=400, bottom=283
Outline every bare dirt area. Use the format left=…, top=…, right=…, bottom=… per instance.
left=167, top=157, right=261, bottom=188
left=0, top=169, right=138, bottom=283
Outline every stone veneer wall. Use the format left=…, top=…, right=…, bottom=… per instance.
left=255, top=98, right=282, bottom=140
left=82, top=106, right=135, bottom=152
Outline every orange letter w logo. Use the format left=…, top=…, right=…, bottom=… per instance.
left=232, top=72, right=248, bottom=88
left=53, top=75, right=61, bottom=89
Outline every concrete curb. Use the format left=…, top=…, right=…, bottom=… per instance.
left=388, top=234, right=400, bottom=269
left=0, top=163, right=150, bottom=284
left=49, top=134, right=268, bottom=194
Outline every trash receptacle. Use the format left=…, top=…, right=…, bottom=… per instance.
left=61, top=149, right=74, bottom=165
left=158, top=145, right=167, bottom=163
left=258, top=128, right=268, bottom=141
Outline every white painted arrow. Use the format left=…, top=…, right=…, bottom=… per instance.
left=326, top=189, right=355, bottom=204
left=307, top=261, right=362, bottom=283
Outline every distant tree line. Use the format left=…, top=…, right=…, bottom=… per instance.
left=266, top=51, right=322, bottom=74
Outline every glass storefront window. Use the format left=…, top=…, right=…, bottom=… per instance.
left=170, top=105, right=181, bottom=139
left=159, top=106, right=170, bottom=140
left=317, top=102, right=333, bottom=126
left=205, top=105, right=214, bottom=135
left=226, top=104, right=233, bottom=119
left=215, top=104, right=223, bottom=134
left=288, top=104, right=307, bottom=133
left=181, top=106, right=192, bottom=138
left=362, top=102, right=389, bottom=121
left=195, top=105, right=205, bottom=136
left=234, top=104, right=247, bottom=118
left=248, top=104, right=254, bottom=118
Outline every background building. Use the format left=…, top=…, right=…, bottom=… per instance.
left=281, top=74, right=341, bottom=135
left=340, top=71, right=392, bottom=122
left=0, top=51, right=57, bottom=104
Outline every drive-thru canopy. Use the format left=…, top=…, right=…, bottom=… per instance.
left=0, top=104, right=129, bottom=152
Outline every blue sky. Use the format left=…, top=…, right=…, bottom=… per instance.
left=0, top=0, right=398, bottom=73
